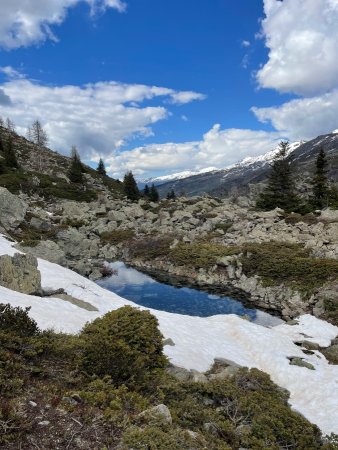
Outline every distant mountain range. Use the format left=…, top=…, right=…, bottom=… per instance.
left=150, top=132, right=338, bottom=198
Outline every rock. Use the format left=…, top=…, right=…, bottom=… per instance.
left=62, top=201, right=90, bottom=220
left=288, top=357, right=315, bottom=370
left=0, top=253, right=41, bottom=294
left=21, top=240, right=66, bottom=265
left=166, top=364, right=191, bottom=382
left=190, top=370, right=207, bottom=383
left=29, top=401, right=37, bottom=407
left=208, top=366, right=240, bottom=380
left=30, top=217, right=52, bottom=232
left=138, top=404, right=172, bottom=425
left=0, top=187, right=27, bottom=230
left=320, top=209, right=338, bottom=222
left=163, top=338, right=175, bottom=346
left=38, top=421, right=50, bottom=426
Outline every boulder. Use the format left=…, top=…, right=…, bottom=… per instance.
left=62, top=201, right=91, bottom=220
left=0, top=187, right=27, bottom=230
left=0, top=253, right=41, bottom=294
left=138, top=404, right=172, bottom=425
left=21, top=240, right=66, bottom=265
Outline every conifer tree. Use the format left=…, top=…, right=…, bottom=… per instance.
left=256, top=141, right=301, bottom=213
left=68, top=146, right=83, bottom=183
left=144, top=184, right=150, bottom=198
left=97, top=158, right=106, bottom=176
left=149, top=183, right=159, bottom=202
left=5, top=137, right=19, bottom=169
left=311, top=148, right=329, bottom=210
left=123, top=171, right=140, bottom=201
left=167, top=189, right=176, bottom=200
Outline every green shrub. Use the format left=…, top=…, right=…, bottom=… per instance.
left=214, top=221, right=233, bottom=233
left=241, top=242, right=338, bottom=295
left=0, top=304, right=39, bottom=337
left=130, top=237, right=173, bottom=260
left=169, top=242, right=239, bottom=268
left=80, top=306, right=167, bottom=387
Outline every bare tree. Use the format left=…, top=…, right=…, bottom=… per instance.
left=27, top=120, right=48, bottom=171
left=0, top=116, right=4, bottom=127
left=6, top=118, right=15, bottom=132
left=27, top=120, right=48, bottom=147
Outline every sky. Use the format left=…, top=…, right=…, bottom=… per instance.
left=0, top=0, right=338, bottom=179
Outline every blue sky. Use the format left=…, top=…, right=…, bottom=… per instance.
left=0, top=0, right=338, bottom=178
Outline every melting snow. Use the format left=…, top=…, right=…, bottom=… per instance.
left=0, top=235, right=337, bottom=435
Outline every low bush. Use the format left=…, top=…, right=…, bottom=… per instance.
left=0, top=304, right=39, bottom=337
left=169, top=242, right=239, bottom=268
left=130, top=236, right=173, bottom=260
left=241, top=242, right=338, bottom=294
left=80, top=306, right=167, bottom=387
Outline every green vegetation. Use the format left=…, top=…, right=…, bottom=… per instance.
left=100, top=229, right=135, bottom=244
left=68, top=146, right=84, bottom=183
left=80, top=306, right=167, bottom=387
left=96, top=157, right=106, bottom=176
left=1, top=303, right=334, bottom=449
left=123, top=171, right=140, bottom=201
left=241, top=242, right=338, bottom=294
left=256, top=141, right=303, bottom=213
left=214, top=221, right=233, bottom=233
left=169, top=242, right=238, bottom=268
left=130, top=236, right=174, bottom=259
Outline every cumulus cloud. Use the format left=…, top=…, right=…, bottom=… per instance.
left=257, top=0, right=338, bottom=96
left=0, top=73, right=205, bottom=161
left=106, top=125, right=282, bottom=178
left=169, top=91, right=206, bottom=105
left=0, top=0, right=127, bottom=49
left=252, top=89, right=338, bottom=141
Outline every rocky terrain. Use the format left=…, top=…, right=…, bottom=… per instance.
left=1, top=182, right=338, bottom=325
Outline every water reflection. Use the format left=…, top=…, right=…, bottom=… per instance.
left=98, top=262, right=283, bottom=327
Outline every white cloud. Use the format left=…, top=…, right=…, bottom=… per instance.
left=252, top=89, right=338, bottom=141
left=0, top=0, right=127, bottom=49
left=169, top=91, right=206, bottom=105
left=0, top=73, right=205, bottom=161
left=257, top=0, right=338, bottom=96
left=241, top=40, right=251, bottom=48
left=106, top=124, right=282, bottom=178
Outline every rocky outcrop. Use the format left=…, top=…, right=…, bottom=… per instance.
left=0, top=187, right=27, bottom=230
left=19, top=240, right=66, bottom=266
left=0, top=253, right=41, bottom=294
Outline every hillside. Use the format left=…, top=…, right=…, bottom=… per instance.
left=0, top=125, right=124, bottom=202
left=156, top=132, right=338, bottom=199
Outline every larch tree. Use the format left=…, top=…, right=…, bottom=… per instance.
left=27, top=120, right=48, bottom=172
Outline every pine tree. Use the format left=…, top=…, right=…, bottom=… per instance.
left=5, top=137, right=19, bottom=169
left=68, top=146, right=83, bottom=183
left=144, top=184, right=150, bottom=198
left=166, top=189, right=176, bottom=200
left=149, top=184, right=159, bottom=202
left=311, top=148, right=329, bottom=210
left=123, top=171, right=140, bottom=201
left=256, top=141, right=302, bottom=213
left=97, top=158, right=106, bottom=176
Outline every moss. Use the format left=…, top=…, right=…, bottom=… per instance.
left=100, top=229, right=135, bottom=245
left=214, top=221, right=233, bottom=233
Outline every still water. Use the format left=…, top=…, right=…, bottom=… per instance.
left=98, top=262, right=283, bottom=327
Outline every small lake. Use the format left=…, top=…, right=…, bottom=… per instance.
left=98, top=262, right=284, bottom=327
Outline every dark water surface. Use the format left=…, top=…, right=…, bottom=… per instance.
left=98, top=262, right=283, bottom=327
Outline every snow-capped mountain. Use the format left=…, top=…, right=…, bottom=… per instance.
left=155, top=133, right=338, bottom=198
left=140, top=167, right=218, bottom=186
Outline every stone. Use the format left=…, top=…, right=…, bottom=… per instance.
left=163, top=338, right=175, bottom=346
left=288, top=357, right=315, bottom=370
left=21, top=240, right=66, bottom=265
left=167, top=364, right=191, bottom=382
left=62, top=201, right=90, bottom=220
left=0, top=253, right=41, bottom=294
left=138, top=404, right=172, bottom=425
left=29, top=401, right=37, bottom=407
left=30, top=217, right=52, bottom=232
left=0, top=187, right=27, bottom=230
left=38, top=421, right=50, bottom=426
